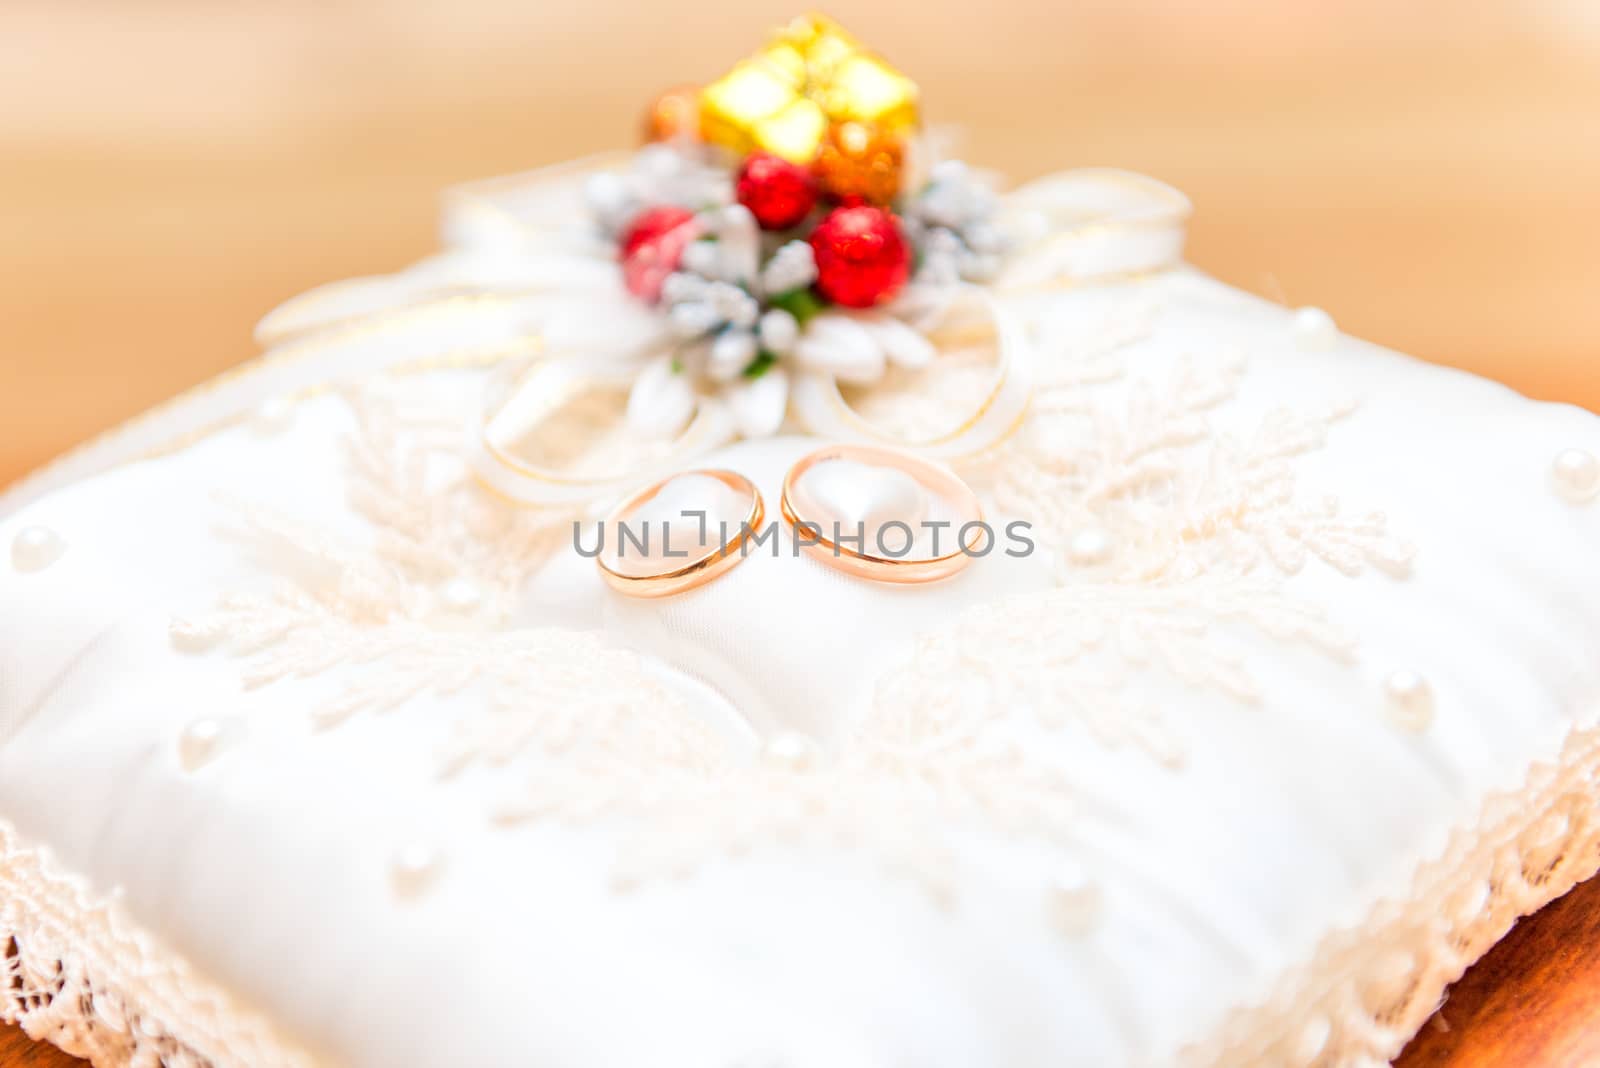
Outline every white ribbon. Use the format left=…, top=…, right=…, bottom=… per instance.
left=471, top=359, right=736, bottom=509
left=788, top=287, right=1034, bottom=460
left=997, top=168, right=1191, bottom=289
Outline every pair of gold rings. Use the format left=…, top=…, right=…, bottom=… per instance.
left=595, top=444, right=984, bottom=598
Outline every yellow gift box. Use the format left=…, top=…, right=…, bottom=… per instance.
left=699, top=14, right=919, bottom=164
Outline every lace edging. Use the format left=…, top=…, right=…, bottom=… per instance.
left=7, top=710, right=1600, bottom=1068
left=1182, top=708, right=1600, bottom=1067
left=0, top=820, right=319, bottom=1068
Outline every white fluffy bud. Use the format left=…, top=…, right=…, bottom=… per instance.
left=758, top=308, right=800, bottom=355
left=669, top=301, right=719, bottom=337
left=708, top=328, right=758, bottom=381
left=680, top=239, right=721, bottom=279
left=584, top=172, right=638, bottom=234
left=706, top=282, right=760, bottom=329
left=760, top=239, right=818, bottom=295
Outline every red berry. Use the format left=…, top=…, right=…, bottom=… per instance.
left=620, top=205, right=696, bottom=302
left=736, top=152, right=818, bottom=231
left=808, top=205, right=911, bottom=308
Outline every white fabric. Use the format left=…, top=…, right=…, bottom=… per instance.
left=3, top=229, right=1600, bottom=1067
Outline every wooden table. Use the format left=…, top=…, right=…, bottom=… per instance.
left=7, top=870, right=1600, bottom=1065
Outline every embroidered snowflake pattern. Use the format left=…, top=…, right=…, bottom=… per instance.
left=177, top=291, right=1412, bottom=904
left=889, top=299, right=1417, bottom=767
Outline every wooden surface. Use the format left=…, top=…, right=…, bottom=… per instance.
left=5, top=870, right=1600, bottom=1065
left=3, top=2, right=1599, bottom=1064
left=1399, top=872, right=1600, bottom=1066
left=0, top=1032, right=73, bottom=1068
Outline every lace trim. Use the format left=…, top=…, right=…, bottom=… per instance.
left=0, top=820, right=318, bottom=1068
left=1182, top=708, right=1600, bottom=1067
left=4, top=715, right=1600, bottom=1067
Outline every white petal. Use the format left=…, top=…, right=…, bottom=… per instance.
left=866, top=316, right=937, bottom=370
left=727, top=367, right=790, bottom=438
left=707, top=282, right=759, bottom=328
left=758, top=308, right=799, bottom=355
left=627, top=356, right=697, bottom=437
left=669, top=301, right=719, bottom=337
left=717, top=204, right=762, bottom=285
left=887, top=282, right=959, bottom=331
left=583, top=172, right=637, bottom=233
left=680, top=240, right=721, bottom=278
left=759, top=240, right=818, bottom=295
left=661, top=271, right=709, bottom=305
left=708, top=329, right=758, bottom=382
left=793, top=315, right=886, bottom=384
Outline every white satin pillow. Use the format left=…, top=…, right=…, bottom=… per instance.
left=3, top=265, right=1600, bottom=1068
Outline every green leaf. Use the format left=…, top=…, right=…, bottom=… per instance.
left=742, top=351, right=778, bottom=379
left=768, top=286, right=828, bottom=326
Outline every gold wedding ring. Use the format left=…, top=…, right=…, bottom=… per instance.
left=596, top=469, right=764, bottom=598
left=780, top=444, right=983, bottom=584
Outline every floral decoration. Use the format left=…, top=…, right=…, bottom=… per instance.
left=580, top=13, right=1009, bottom=440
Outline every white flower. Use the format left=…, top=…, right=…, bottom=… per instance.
left=659, top=273, right=757, bottom=336
left=706, top=281, right=760, bottom=328
left=583, top=172, right=637, bottom=234
left=627, top=354, right=699, bottom=438
left=680, top=240, right=721, bottom=278
left=760, top=240, right=818, bottom=295
left=725, top=365, right=790, bottom=438
left=622, top=300, right=940, bottom=442
left=582, top=140, right=1013, bottom=443
left=668, top=300, right=721, bottom=338
left=708, top=205, right=762, bottom=286
left=792, top=312, right=935, bottom=384
left=584, top=144, right=733, bottom=238
left=915, top=160, right=996, bottom=228
left=757, top=309, right=799, bottom=355
left=708, top=329, right=758, bottom=382
left=623, top=345, right=791, bottom=440
left=902, top=159, right=1009, bottom=284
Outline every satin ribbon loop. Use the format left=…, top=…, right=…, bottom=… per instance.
left=789, top=287, right=1033, bottom=461
left=470, top=358, right=737, bottom=511
left=997, top=168, right=1191, bottom=290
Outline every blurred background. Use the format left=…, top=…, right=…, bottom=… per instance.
left=1, top=0, right=1597, bottom=488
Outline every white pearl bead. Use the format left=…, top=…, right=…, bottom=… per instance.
left=439, top=577, right=485, bottom=614
left=1067, top=527, right=1115, bottom=567
left=390, top=842, right=443, bottom=900
left=251, top=395, right=296, bottom=435
left=11, top=525, right=66, bottom=573
left=1552, top=448, right=1600, bottom=505
left=1046, top=876, right=1102, bottom=937
left=1384, top=670, right=1435, bottom=731
left=1291, top=306, right=1339, bottom=351
left=178, top=716, right=236, bottom=771
left=758, top=308, right=800, bottom=355
left=762, top=731, right=823, bottom=773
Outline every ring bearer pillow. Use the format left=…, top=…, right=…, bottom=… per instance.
left=4, top=14, right=1600, bottom=1068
